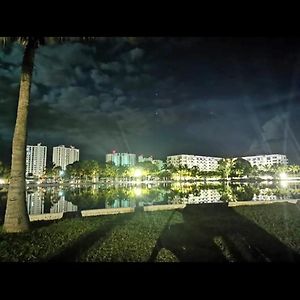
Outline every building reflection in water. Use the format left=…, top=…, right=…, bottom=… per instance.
left=110, top=199, right=131, bottom=208
left=169, top=190, right=221, bottom=204
left=26, top=188, right=78, bottom=215
left=21, top=181, right=300, bottom=216
left=26, top=188, right=45, bottom=215
left=50, top=195, right=78, bottom=213
left=176, top=189, right=222, bottom=204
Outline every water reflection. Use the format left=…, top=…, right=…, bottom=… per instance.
left=50, top=196, right=78, bottom=213
left=26, top=187, right=78, bottom=214
left=0, top=181, right=300, bottom=217
left=27, top=189, right=45, bottom=214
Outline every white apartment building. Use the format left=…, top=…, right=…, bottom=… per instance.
left=52, top=145, right=79, bottom=170
left=241, top=154, right=288, bottom=168
left=26, top=143, right=47, bottom=177
left=167, top=154, right=222, bottom=171
left=106, top=152, right=136, bottom=167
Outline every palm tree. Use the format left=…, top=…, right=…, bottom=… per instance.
left=0, top=37, right=93, bottom=233
left=217, top=158, right=235, bottom=180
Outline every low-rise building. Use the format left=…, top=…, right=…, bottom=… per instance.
left=167, top=154, right=222, bottom=171
left=241, top=154, right=288, bottom=168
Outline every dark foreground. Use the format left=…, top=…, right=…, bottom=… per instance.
left=0, top=202, right=299, bottom=262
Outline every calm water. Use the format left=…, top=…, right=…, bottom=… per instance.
left=0, top=181, right=300, bottom=218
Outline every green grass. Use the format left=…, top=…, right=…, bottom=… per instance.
left=80, top=210, right=183, bottom=262
left=234, top=203, right=300, bottom=253
left=0, top=216, right=120, bottom=262
left=0, top=202, right=299, bottom=262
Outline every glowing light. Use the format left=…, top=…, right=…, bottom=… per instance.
left=260, top=175, right=273, bottom=180
left=133, top=187, right=142, bottom=196
left=279, top=172, right=288, bottom=180
left=0, top=178, right=5, bottom=184
left=133, top=169, right=142, bottom=177
left=280, top=180, right=289, bottom=188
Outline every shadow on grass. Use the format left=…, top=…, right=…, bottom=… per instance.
left=149, top=203, right=300, bottom=262
left=30, top=219, right=59, bottom=229
left=1, top=217, right=58, bottom=230
left=47, top=213, right=134, bottom=262
left=25, top=211, right=82, bottom=230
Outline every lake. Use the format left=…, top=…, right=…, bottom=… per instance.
left=1, top=180, right=300, bottom=218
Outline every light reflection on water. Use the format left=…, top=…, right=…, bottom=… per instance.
left=0, top=181, right=300, bottom=216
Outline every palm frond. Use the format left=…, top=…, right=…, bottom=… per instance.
left=44, top=37, right=96, bottom=45
left=0, top=37, right=30, bottom=46
left=0, top=36, right=97, bottom=47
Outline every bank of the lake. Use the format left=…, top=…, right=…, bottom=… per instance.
left=0, top=202, right=299, bottom=262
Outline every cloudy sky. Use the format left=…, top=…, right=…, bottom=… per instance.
left=1, top=37, right=300, bottom=164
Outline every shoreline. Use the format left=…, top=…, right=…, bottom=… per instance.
left=1, top=177, right=300, bottom=188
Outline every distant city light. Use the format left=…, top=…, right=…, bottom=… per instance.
left=279, top=172, right=288, bottom=180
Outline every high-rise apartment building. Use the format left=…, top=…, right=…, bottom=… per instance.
left=106, top=151, right=136, bottom=166
left=52, top=145, right=79, bottom=170
left=26, top=143, right=47, bottom=177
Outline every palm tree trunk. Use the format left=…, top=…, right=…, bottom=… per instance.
left=3, top=39, right=36, bottom=233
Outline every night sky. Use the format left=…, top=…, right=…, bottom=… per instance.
left=1, top=37, right=300, bottom=164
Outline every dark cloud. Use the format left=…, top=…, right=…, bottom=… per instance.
left=1, top=37, right=300, bottom=163
left=126, top=47, right=144, bottom=61
left=90, top=69, right=111, bottom=86
left=100, top=61, right=122, bottom=73
left=153, top=98, right=173, bottom=107
left=248, top=113, right=289, bottom=155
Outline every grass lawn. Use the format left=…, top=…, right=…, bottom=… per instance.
left=0, top=202, right=299, bottom=262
